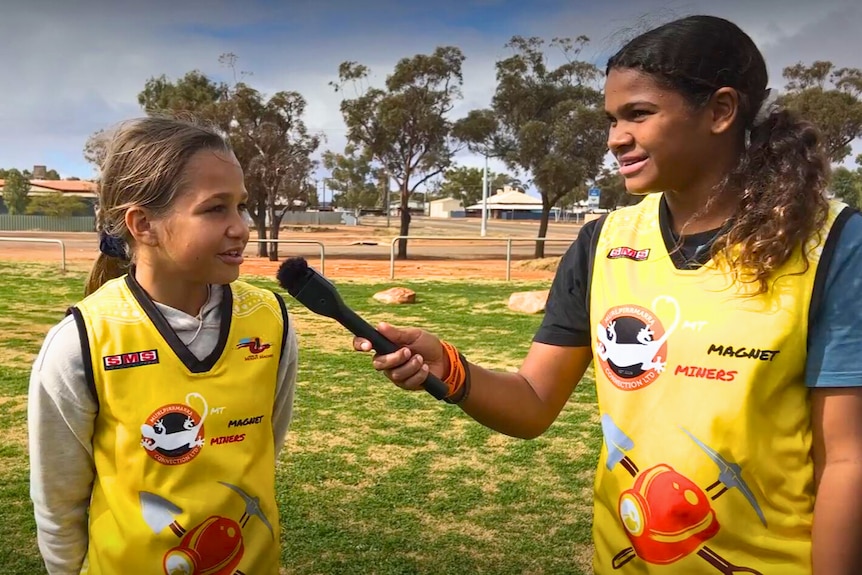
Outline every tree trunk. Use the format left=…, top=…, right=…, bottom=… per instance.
left=254, top=218, right=267, bottom=257
left=535, top=204, right=551, bottom=259
left=267, top=204, right=279, bottom=261
left=271, top=209, right=287, bottom=261
left=254, top=197, right=267, bottom=257
left=396, top=184, right=412, bottom=260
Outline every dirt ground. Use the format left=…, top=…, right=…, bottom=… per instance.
left=0, top=218, right=578, bottom=282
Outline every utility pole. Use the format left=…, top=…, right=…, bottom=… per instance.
left=480, top=153, right=489, bottom=237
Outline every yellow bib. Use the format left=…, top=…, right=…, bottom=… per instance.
left=588, top=193, right=847, bottom=574
left=71, top=275, right=287, bottom=575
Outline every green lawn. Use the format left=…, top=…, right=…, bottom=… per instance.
left=0, top=262, right=600, bottom=574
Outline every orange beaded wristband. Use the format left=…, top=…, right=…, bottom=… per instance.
left=439, top=340, right=470, bottom=404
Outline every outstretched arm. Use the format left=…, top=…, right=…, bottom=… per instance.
left=458, top=342, right=593, bottom=439
left=361, top=323, right=593, bottom=439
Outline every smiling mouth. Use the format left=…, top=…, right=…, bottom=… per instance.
left=220, top=250, right=242, bottom=257
left=620, top=156, right=647, bottom=166
left=618, top=156, right=649, bottom=176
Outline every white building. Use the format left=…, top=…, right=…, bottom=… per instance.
left=428, top=197, right=463, bottom=218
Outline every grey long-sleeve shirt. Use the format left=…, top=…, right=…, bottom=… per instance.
left=27, top=286, right=298, bottom=575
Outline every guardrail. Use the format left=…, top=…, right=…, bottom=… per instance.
left=0, top=236, right=66, bottom=271
left=249, top=239, right=326, bottom=275
left=389, top=236, right=573, bottom=281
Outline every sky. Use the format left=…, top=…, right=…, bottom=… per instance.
left=2, top=0, right=861, bottom=198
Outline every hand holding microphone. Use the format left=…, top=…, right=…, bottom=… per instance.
left=275, top=257, right=451, bottom=400
left=353, top=322, right=450, bottom=394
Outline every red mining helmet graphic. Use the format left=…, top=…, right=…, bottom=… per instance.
left=618, top=464, right=719, bottom=564
left=139, top=481, right=274, bottom=575
left=602, top=413, right=765, bottom=574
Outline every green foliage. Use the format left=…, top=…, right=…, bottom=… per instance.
left=24, top=193, right=89, bottom=217
left=228, top=82, right=321, bottom=259
left=84, top=53, right=320, bottom=260
left=322, top=145, right=381, bottom=209
left=781, top=61, right=862, bottom=163
left=431, top=165, right=523, bottom=206
left=2, top=169, right=29, bottom=214
left=459, top=36, right=608, bottom=257
left=831, top=166, right=862, bottom=209
left=1, top=168, right=60, bottom=180
left=333, top=47, right=466, bottom=258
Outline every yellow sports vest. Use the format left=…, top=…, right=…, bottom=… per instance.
left=71, top=275, right=287, bottom=575
left=588, top=193, right=847, bottom=574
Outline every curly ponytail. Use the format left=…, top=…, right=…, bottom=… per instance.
left=711, top=108, right=830, bottom=293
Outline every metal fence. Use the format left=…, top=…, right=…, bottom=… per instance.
left=0, top=213, right=343, bottom=231
left=389, top=236, right=572, bottom=281
left=0, top=215, right=95, bottom=232
left=0, top=237, right=66, bottom=271
left=249, top=239, right=326, bottom=275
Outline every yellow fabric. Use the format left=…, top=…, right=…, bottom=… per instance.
left=589, top=193, right=845, bottom=574
left=75, top=277, right=285, bottom=575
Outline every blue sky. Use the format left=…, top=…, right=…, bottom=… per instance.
left=3, top=0, right=861, bottom=196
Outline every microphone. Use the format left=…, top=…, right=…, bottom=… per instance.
left=275, top=257, right=450, bottom=400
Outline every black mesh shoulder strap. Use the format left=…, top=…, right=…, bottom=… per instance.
left=66, top=306, right=99, bottom=410
left=273, top=292, right=290, bottom=367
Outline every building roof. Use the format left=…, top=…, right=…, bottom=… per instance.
left=0, top=179, right=97, bottom=196
left=465, top=187, right=542, bottom=210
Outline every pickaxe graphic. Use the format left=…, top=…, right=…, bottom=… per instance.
left=602, top=413, right=639, bottom=477
left=218, top=481, right=275, bottom=540
left=680, top=427, right=767, bottom=528
left=139, top=484, right=274, bottom=540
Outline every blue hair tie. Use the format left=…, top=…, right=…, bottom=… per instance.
left=99, top=230, right=129, bottom=261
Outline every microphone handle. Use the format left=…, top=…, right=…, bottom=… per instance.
left=337, top=304, right=450, bottom=400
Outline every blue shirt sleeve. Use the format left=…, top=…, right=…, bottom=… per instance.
left=806, top=211, right=862, bottom=388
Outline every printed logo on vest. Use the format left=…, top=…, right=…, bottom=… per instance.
left=141, top=392, right=208, bottom=465
left=596, top=296, right=680, bottom=391
left=237, top=337, right=273, bottom=361
left=607, top=246, right=650, bottom=261
left=139, top=481, right=274, bottom=575
left=601, top=413, right=766, bottom=572
left=103, top=349, right=159, bottom=371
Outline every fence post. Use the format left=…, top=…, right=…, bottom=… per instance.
left=0, top=237, right=66, bottom=271
left=506, top=239, right=512, bottom=282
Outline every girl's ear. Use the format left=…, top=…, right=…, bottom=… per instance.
left=125, top=207, right=159, bottom=248
left=708, top=87, right=741, bottom=135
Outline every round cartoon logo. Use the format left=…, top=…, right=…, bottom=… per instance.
left=595, top=296, right=680, bottom=391
left=140, top=392, right=209, bottom=465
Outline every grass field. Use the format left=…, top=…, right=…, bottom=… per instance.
left=0, top=261, right=601, bottom=574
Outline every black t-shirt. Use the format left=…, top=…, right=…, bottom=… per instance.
left=533, top=197, right=768, bottom=347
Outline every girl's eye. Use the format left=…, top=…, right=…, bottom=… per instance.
left=208, top=205, right=226, bottom=213
left=238, top=203, right=248, bottom=213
